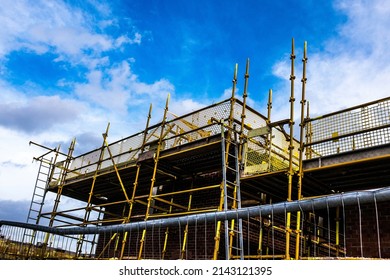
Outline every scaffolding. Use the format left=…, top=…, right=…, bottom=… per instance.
left=1, top=39, right=390, bottom=260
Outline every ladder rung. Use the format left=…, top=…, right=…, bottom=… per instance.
left=33, top=194, right=44, bottom=198
left=231, top=228, right=242, bottom=234
left=226, top=180, right=239, bottom=187
left=33, top=188, right=45, bottom=193
left=230, top=246, right=243, bottom=251
left=225, top=138, right=238, bottom=145
left=35, top=190, right=46, bottom=195
left=226, top=152, right=237, bottom=159
left=226, top=166, right=238, bottom=173
left=226, top=195, right=239, bottom=202
left=32, top=201, right=43, bottom=205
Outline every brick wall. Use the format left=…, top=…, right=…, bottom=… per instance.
left=345, top=201, right=390, bottom=258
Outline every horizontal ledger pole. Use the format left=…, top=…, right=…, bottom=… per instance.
left=2, top=187, right=390, bottom=235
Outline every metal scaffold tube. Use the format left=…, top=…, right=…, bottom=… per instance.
left=295, top=41, right=308, bottom=259
left=2, top=187, right=390, bottom=237
left=213, top=63, right=238, bottom=260
left=119, top=103, right=153, bottom=260
left=138, top=93, right=170, bottom=259
left=286, top=37, right=296, bottom=260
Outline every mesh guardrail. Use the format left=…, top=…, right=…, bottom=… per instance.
left=305, top=97, right=390, bottom=159
left=50, top=98, right=300, bottom=183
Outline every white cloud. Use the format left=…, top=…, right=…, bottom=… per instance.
left=0, top=1, right=155, bottom=205
left=0, top=0, right=141, bottom=65
left=74, top=60, right=175, bottom=116
left=115, top=33, right=142, bottom=47
left=335, top=0, right=390, bottom=56
left=0, top=126, right=43, bottom=201
left=0, top=95, right=88, bottom=133
left=271, top=0, right=390, bottom=122
left=169, top=98, right=207, bottom=117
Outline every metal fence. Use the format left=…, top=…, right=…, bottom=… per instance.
left=2, top=187, right=389, bottom=260
left=305, top=97, right=390, bottom=159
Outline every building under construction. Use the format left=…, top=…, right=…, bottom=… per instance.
left=1, top=41, right=390, bottom=260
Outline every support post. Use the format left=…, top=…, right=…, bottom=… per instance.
left=286, top=37, right=296, bottom=260
left=267, top=89, right=273, bottom=172
left=180, top=180, right=194, bottom=259
left=76, top=124, right=109, bottom=257
left=119, top=104, right=153, bottom=260
left=213, top=64, right=237, bottom=260
left=138, top=94, right=170, bottom=260
left=295, top=41, right=308, bottom=259
left=44, top=138, right=76, bottom=258
left=239, top=59, right=250, bottom=162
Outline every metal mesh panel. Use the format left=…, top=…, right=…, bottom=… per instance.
left=240, top=101, right=299, bottom=175
left=63, top=98, right=302, bottom=180
left=234, top=102, right=268, bottom=130
left=243, top=129, right=298, bottom=175
left=306, top=98, right=390, bottom=158
left=243, top=135, right=269, bottom=174
left=64, top=100, right=233, bottom=182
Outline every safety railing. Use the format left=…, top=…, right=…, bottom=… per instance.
left=305, top=97, right=390, bottom=159
left=0, top=226, right=97, bottom=259
left=3, top=187, right=390, bottom=260
left=48, top=98, right=298, bottom=185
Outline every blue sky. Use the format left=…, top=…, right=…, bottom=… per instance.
left=1, top=0, right=390, bottom=221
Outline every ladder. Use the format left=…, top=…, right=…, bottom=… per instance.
left=217, top=123, right=244, bottom=260
left=224, top=128, right=244, bottom=260
left=22, top=157, right=53, bottom=248
left=26, top=158, right=52, bottom=225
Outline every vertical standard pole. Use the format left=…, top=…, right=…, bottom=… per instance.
left=286, top=37, right=296, bottom=260
left=228, top=63, right=238, bottom=132
left=295, top=41, right=308, bottom=260
left=267, top=89, right=272, bottom=124
left=44, top=138, right=76, bottom=258
left=305, top=102, right=312, bottom=159
left=267, top=89, right=273, bottom=172
left=180, top=179, right=194, bottom=259
left=239, top=59, right=249, bottom=162
left=82, top=123, right=110, bottom=224
left=138, top=94, right=170, bottom=260
left=213, top=64, right=238, bottom=260
left=335, top=206, right=340, bottom=257
left=77, top=124, right=109, bottom=257
left=120, top=104, right=153, bottom=260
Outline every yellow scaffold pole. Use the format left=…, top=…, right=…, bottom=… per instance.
left=239, top=58, right=249, bottom=162
left=138, top=94, right=170, bottom=260
left=286, top=37, right=296, bottom=260
left=119, top=104, right=153, bottom=259
left=76, top=124, right=110, bottom=257
left=180, top=180, right=194, bottom=259
left=295, top=41, right=308, bottom=260
left=43, top=138, right=76, bottom=258
left=267, top=89, right=273, bottom=171
left=213, top=63, right=238, bottom=260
